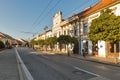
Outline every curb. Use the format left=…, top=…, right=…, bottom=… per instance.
left=53, top=53, right=120, bottom=67
left=70, top=55, right=120, bottom=67
left=15, top=48, right=34, bottom=80
left=35, top=50, right=120, bottom=67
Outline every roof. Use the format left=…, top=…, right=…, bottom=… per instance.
left=0, top=34, right=6, bottom=38
left=16, top=39, right=22, bottom=44
left=0, top=32, right=14, bottom=40
left=19, top=38, right=28, bottom=42
left=78, top=0, right=117, bottom=17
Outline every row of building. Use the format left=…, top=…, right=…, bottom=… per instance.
left=0, top=32, right=28, bottom=48
left=34, top=0, right=120, bottom=59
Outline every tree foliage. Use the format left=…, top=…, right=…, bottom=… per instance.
left=44, top=36, right=57, bottom=47
left=57, top=35, right=71, bottom=45
left=0, top=41, right=5, bottom=49
left=71, top=37, right=78, bottom=44
left=30, top=40, right=38, bottom=45
left=38, top=40, right=45, bottom=47
left=57, top=35, right=78, bottom=46
left=89, top=9, right=120, bottom=42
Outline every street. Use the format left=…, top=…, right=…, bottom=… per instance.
left=17, top=47, right=120, bottom=80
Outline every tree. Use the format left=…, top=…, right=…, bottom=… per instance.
left=44, top=36, right=57, bottom=51
left=89, top=9, right=120, bottom=42
left=0, top=41, right=5, bottom=49
left=57, top=35, right=78, bottom=54
left=57, top=35, right=71, bottom=55
left=49, top=36, right=57, bottom=50
left=38, top=40, right=45, bottom=50
left=57, top=35, right=71, bottom=45
left=89, top=9, right=120, bottom=63
left=71, top=37, right=78, bottom=44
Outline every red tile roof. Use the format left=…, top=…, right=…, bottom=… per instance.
left=78, top=0, right=117, bottom=17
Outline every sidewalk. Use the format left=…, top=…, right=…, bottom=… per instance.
left=0, top=49, right=19, bottom=80
left=38, top=50, right=120, bottom=67
left=70, top=54, right=120, bottom=67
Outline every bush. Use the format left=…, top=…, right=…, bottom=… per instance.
left=0, top=41, right=5, bottom=49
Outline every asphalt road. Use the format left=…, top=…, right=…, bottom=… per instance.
left=17, top=47, right=120, bottom=80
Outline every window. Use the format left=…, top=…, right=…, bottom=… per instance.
left=74, top=28, right=78, bottom=36
left=110, top=42, right=119, bottom=53
left=83, top=23, right=88, bottom=34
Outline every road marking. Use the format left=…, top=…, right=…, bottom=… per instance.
left=40, top=54, right=49, bottom=59
left=15, top=48, right=34, bottom=80
left=74, top=66, right=100, bottom=77
left=30, top=51, right=49, bottom=59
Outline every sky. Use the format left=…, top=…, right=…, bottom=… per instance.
left=0, top=0, right=100, bottom=40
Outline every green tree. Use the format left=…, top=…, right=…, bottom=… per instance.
left=57, top=35, right=71, bottom=45
left=38, top=39, right=45, bottom=50
left=30, top=40, right=38, bottom=48
left=49, top=36, right=57, bottom=50
left=43, top=36, right=57, bottom=51
left=57, top=35, right=71, bottom=54
left=89, top=9, right=120, bottom=42
left=89, top=9, right=120, bottom=63
left=0, top=41, right=5, bottom=49
left=71, top=37, right=78, bottom=44
left=57, top=35, right=77, bottom=53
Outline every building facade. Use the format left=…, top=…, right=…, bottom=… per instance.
left=78, top=0, right=120, bottom=59
left=34, top=0, right=120, bottom=59
left=0, top=32, right=15, bottom=47
left=52, top=11, right=63, bottom=38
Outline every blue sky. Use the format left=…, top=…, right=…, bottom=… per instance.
left=0, top=0, right=100, bottom=40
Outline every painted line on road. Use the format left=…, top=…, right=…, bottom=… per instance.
left=74, top=66, right=100, bottom=77
left=30, top=51, right=49, bottom=59
left=38, top=53, right=49, bottom=59
left=15, top=48, right=34, bottom=80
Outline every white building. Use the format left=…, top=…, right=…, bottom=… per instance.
left=52, top=11, right=63, bottom=38
left=45, top=30, right=52, bottom=39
